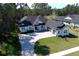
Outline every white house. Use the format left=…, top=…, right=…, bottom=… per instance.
left=18, top=15, right=48, bottom=33
left=18, top=15, right=70, bottom=36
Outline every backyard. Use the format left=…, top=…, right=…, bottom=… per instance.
left=34, top=26, right=79, bottom=56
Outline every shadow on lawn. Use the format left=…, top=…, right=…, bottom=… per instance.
left=58, top=33, right=78, bottom=42
left=34, top=42, right=50, bottom=56
left=59, top=33, right=78, bottom=38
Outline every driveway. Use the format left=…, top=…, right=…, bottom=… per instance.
left=19, top=34, right=35, bottom=56
left=18, top=31, right=55, bottom=56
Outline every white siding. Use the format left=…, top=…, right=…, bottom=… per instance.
left=57, top=26, right=69, bottom=36
left=51, top=26, right=69, bottom=36
left=51, top=29, right=57, bottom=36
left=19, top=26, right=35, bottom=33
left=35, top=25, right=47, bottom=31
left=28, top=26, right=34, bottom=30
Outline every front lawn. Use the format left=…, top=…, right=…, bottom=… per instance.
left=0, top=32, right=21, bottom=56
left=34, top=26, right=79, bottom=56
left=34, top=35, right=79, bottom=56
left=65, top=51, right=79, bottom=56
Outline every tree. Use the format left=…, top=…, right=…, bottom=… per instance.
left=31, top=3, right=52, bottom=16
left=16, top=3, right=32, bottom=20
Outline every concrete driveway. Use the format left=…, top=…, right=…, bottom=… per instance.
left=18, top=31, right=55, bottom=56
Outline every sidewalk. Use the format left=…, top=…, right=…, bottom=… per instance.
left=49, top=46, right=79, bottom=56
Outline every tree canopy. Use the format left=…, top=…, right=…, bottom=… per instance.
left=31, top=3, right=52, bottom=16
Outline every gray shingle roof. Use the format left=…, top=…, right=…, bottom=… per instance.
left=56, top=16, right=65, bottom=21
left=46, top=20, right=65, bottom=29
left=20, top=16, right=37, bottom=24
left=19, top=21, right=32, bottom=27
left=67, top=14, right=79, bottom=24
left=19, top=15, right=47, bottom=26
left=56, top=15, right=79, bottom=24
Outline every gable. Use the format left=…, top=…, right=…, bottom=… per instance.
left=19, top=20, right=32, bottom=27
left=33, top=15, right=46, bottom=25
left=20, top=16, right=37, bottom=25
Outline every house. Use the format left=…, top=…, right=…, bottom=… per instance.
left=56, top=14, right=79, bottom=27
left=46, top=20, right=69, bottom=36
left=18, top=15, right=48, bottom=33
left=64, top=14, right=79, bottom=27
left=18, top=15, right=69, bottom=36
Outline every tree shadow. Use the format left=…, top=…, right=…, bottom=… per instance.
left=58, top=33, right=78, bottom=38
left=34, top=41, right=50, bottom=56
left=58, top=33, right=78, bottom=42
left=68, top=34, right=78, bottom=38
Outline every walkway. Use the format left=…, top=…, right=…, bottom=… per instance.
left=49, top=46, right=79, bottom=56
left=18, top=31, right=55, bottom=56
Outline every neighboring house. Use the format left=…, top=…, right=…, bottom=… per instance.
left=56, top=14, right=79, bottom=27
left=65, top=14, right=79, bottom=27
left=46, top=20, right=69, bottom=36
left=18, top=15, right=48, bottom=33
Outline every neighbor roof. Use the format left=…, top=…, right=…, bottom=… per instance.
left=67, top=14, right=79, bottom=24
left=65, top=16, right=72, bottom=20
left=56, top=14, right=79, bottom=24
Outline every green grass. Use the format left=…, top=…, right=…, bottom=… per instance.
left=34, top=27, right=79, bottom=55
left=65, top=51, right=79, bottom=56
left=0, top=32, right=21, bottom=56
left=34, top=36, right=79, bottom=56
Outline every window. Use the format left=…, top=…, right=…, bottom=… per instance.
left=29, top=26, right=33, bottom=30
left=21, top=27, right=25, bottom=30
left=64, top=30, right=67, bottom=33
left=21, top=27, right=25, bottom=32
left=35, top=26, right=38, bottom=30
left=53, top=30, right=56, bottom=34
left=41, top=25, right=44, bottom=30
left=58, top=31, right=60, bottom=34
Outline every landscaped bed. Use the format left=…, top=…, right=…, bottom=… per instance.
left=34, top=26, right=79, bottom=56
left=65, top=51, right=79, bottom=56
